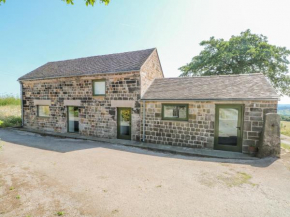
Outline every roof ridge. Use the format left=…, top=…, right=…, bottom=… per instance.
left=48, top=48, right=156, bottom=64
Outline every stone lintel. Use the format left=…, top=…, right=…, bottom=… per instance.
left=111, top=100, right=135, bottom=108
left=64, top=100, right=81, bottom=106
left=34, top=100, right=51, bottom=106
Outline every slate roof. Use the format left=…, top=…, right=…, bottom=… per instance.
left=18, top=48, right=156, bottom=81
left=142, top=73, right=279, bottom=100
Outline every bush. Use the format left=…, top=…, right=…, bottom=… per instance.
left=0, top=94, right=21, bottom=106
left=0, top=116, right=22, bottom=128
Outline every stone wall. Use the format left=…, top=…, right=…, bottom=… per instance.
left=22, top=71, right=142, bottom=140
left=141, top=100, right=278, bottom=153
left=140, top=49, right=163, bottom=97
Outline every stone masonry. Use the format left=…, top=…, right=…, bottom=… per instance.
left=21, top=50, right=163, bottom=141
left=140, top=49, right=163, bottom=97
left=141, top=100, right=277, bottom=153
left=22, top=71, right=142, bottom=140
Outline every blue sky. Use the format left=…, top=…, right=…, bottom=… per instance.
left=1, top=0, right=290, bottom=103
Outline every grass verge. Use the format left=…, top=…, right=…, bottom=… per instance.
left=0, top=105, right=21, bottom=128
left=281, top=143, right=290, bottom=151
left=281, top=121, right=290, bottom=137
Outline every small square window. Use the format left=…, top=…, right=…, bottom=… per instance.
left=162, top=104, right=188, bottom=121
left=37, top=105, right=50, bottom=117
left=93, top=80, right=106, bottom=96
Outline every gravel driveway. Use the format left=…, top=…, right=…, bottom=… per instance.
left=0, top=129, right=290, bottom=217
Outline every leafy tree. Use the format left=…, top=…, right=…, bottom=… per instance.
left=64, top=0, right=110, bottom=6
left=0, top=0, right=110, bottom=6
left=179, top=30, right=290, bottom=96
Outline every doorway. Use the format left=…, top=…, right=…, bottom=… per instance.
left=214, top=105, right=243, bottom=152
left=117, top=108, right=131, bottom=140
left=67, top=107, right=79, bottom=133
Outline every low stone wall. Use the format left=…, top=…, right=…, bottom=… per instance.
left=141, top=100, right=278, bottom=153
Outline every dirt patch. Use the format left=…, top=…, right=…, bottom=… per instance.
left=0, top=163, right=88, bottom=217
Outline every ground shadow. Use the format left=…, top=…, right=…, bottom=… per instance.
left=0, top=128, right=278, bottom=168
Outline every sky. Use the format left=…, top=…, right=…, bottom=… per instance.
left=1, top=0, right=290, bottom=103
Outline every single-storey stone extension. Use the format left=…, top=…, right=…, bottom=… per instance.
left=18, top=48, right=279, bottom=154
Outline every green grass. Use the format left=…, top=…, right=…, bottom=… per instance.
left=0, top=94, right=21, bottom=106
left=218, top=172, right=256, bottom=187
left=281, top=121, right=290, bottom=137
left=0, top=103, right=21, bottom=128
left=56, top=211, right=65, bottom=216
left=281, top=143, right=290, bottom=151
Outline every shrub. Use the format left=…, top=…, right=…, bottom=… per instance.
left=0, top=117, right=22, bottom=128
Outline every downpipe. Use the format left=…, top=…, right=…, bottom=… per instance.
left=142, top=100, right=146, bottom=142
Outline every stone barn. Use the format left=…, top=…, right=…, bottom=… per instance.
left=18, top=48, right=279, bottom=154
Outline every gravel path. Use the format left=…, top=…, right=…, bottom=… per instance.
left=0, top=129, right=290, bottom=217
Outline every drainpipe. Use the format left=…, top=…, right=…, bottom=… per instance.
left=142, top=100, right=146, bottom=142
left=19, top=81, right=24, bottom=127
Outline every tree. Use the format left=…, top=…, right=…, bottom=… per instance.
left=64, top=0, right=110, bottom=6
left=179, top=30, right=290, bottom=96
left=0, top=0, right=110, bottom=6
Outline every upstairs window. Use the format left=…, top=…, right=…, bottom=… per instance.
left=93, top=80, right=106, bottom=96
left=37, top=105, right=50, bottom=117
left=162, top=104, right=188, bottom=121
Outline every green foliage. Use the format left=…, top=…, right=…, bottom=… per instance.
left=63, top=0, right=110, bottom=6
left=121, top=110, right=130, bottom=122
left=280, top=115, right=290, bottom=121
left=57, top=211, right=65, bottom=216
left=281, top=143, right=290, bottom=151
left=0, top=94, right=20, bottom=106
left=179, top=29, right=290, bottom=96
left=281, top=121, right=290, bottom=137
left=0, top=0, right=110, bottom=6
left=0, top=116, right=22, bottom=128
left=0, top=95, right=21, bottom=128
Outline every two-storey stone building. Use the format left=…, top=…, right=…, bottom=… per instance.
left=18, top=48, right=279, bottom=154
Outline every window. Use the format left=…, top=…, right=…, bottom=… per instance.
left=93, top=80, right=106, bottom=96
left=37, top=105, right=50, bottom=117
left=162, top=104, right=188, bottom=121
